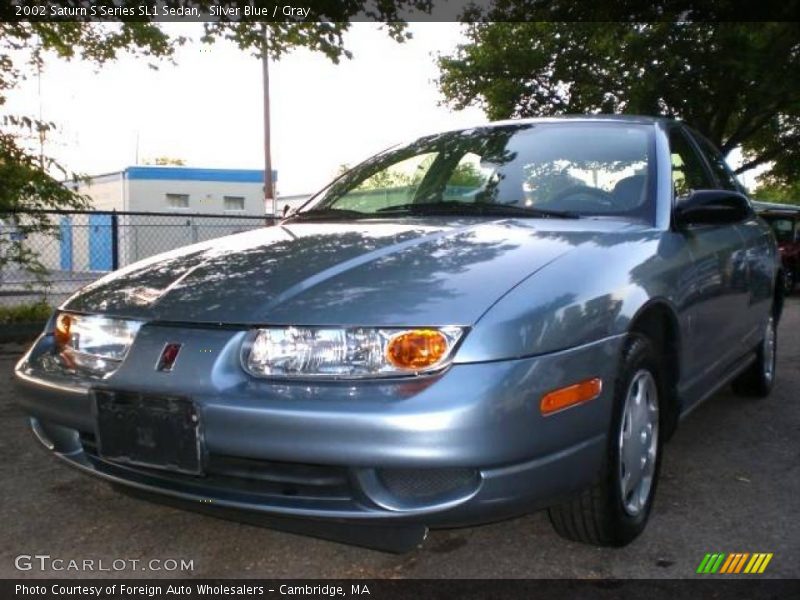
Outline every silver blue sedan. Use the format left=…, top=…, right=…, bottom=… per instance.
left=14, top=116, right=782, bottom=551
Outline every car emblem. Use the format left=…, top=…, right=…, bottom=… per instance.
left=157, top=343, right=182, bottom=372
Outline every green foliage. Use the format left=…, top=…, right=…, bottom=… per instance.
left=0, top=299, right=52, bottom=325
left=357, top=168, right=413, bottom=190
left=753, top=178, right=800, bottom=205
left=349, top=156, right=487, bottom=191
left=448, top=162, right=484, bottom=187
left=438, top=22, right=800, bottom=183
left=0, top=116, right=89, bottom=281
left=0, top=3, right=432, bottom=278
left=354, top=153, right=434, bottom=190
left=0, top=8, right=429, bottom=212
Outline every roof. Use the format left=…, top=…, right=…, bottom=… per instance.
left=488, top=114, right=670, bottom=127
left=125, top=166, right=276, bottom=183
left=752, top=200, right=800, bottom=215
left=415, top=114, right=675, bottom=142
left=75, top=167, right=278, bottom=185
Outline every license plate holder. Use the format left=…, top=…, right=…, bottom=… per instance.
left=93, top=390, right=203, bottom=475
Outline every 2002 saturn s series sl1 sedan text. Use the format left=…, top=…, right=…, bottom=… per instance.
left=14, top=117, right=782, bottom=551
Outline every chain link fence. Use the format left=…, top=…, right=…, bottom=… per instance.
left=0, top=210, right=275, bottom=308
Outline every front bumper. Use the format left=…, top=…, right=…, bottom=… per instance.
left=14, top=324, right=624, bottom=530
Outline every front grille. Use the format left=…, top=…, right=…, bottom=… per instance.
left=79, top=433, right=353, bottom=501
left=377, top=467, right=480, bottom=502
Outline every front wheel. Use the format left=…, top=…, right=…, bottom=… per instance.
left=548, top=335, right=663, bottom=546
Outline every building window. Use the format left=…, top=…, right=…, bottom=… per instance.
left=224, top=196, right=245, bottom=211
left=166, top=193, right=189, bottom=209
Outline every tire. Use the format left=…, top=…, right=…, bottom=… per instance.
left=548, top=334, right=664, bottom=546
left=732, top=314, right=777, bottom=398
left=784, top=270, right=796, bottom=296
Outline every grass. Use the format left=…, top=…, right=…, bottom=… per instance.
left=0, top=299, right=52, bottom=325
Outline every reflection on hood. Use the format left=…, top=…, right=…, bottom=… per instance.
left=63, top=218, right=635, bottom=327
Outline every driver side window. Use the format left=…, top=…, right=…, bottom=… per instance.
left=692, top=133, right=743, bottom=192
left=669, top=128, right=713, bottom=200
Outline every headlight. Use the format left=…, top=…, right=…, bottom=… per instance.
left=242, top=326, right=465, bottom=379
left=53, top=312, right=143, bottom=377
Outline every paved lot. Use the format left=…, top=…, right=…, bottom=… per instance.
left=1, top=300, right=798, bottom=579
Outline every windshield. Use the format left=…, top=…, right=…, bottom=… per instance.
left=297, top=122, right=656, bottom=221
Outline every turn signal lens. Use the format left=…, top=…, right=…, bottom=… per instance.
left=540, top=378, right=603, bottom=416
left=386, top=329, right=449, bottom=370
left=54, top=313, right=72, bottom=347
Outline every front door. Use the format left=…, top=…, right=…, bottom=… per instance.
left=690, top=128, right=775, bottom=350
left=669, top=127, right=749, bottom=397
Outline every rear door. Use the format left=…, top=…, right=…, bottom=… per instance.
left=669, top=126, right=749, bottom=393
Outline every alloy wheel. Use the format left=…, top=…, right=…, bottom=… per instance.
left=618, top=369, right=659, bottom=516
left=763, top=316, right=776, bottom=385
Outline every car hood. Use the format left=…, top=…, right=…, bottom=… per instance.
left=62, top=218, right=638, bottom=326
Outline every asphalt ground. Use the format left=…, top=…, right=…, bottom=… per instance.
left=0, top=299, right=797, bottom=579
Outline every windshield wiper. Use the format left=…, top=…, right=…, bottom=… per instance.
left=285, top=207, right=370, bottom=222
left=375, top=201, right=579, bottom=219
left=287, top=202, right=579, bottom=222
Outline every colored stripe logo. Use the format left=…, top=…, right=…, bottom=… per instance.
left=697, top=553, right=773, bottom=574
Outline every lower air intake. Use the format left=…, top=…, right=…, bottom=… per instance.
left=377, top=467, right=480, bottom=502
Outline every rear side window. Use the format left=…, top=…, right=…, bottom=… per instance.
left=668, top=128, right=713, bottom=199
left=764, top=216, right=799, bottom=243
left=691, top=132, right=743, bottom=192
left=767, top=218, right=794, bottom=243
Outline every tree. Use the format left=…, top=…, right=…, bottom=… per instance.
left=1, top=4, right=433, bottom=208
left=753, top=178, right=800, bottom=205
left=448, top=161, right=485, bottom=187
left=437, top=22, right=800, bottom=182
left=0, top=2, right=432, bottom=280
left=357, top=168, right=413, bottom=190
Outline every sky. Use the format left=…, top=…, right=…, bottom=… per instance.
left=6, top=23, right=487, bottom=197
left=6, top=22, right=764, bottom=196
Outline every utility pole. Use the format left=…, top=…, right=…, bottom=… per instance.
left=261, top=23, right=276, bottom=217
left=37, top=47, right=45, bottom=169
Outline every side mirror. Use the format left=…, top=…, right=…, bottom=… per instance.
left=674, top=190, right=751, bottom=228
